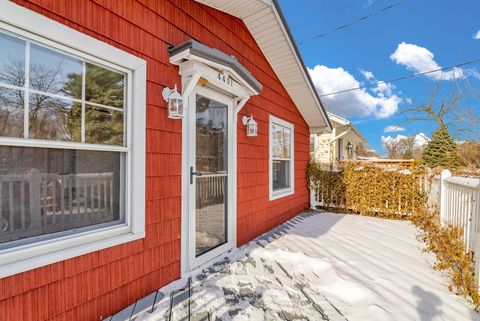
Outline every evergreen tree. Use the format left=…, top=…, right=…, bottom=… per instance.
left=402, top=149, right=413, bottom=160
left=422, top=125, right=460, bottom=168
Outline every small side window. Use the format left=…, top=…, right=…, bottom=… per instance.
left=269, top=116, right=294, bottom=200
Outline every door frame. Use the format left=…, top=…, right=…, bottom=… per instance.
left=181, top=85, right=237, bottom=273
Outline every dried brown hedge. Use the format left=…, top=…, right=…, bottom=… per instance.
left=308, top=162, right=426, bottom=219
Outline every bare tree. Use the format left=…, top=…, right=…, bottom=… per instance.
left=402, top=80, right=480, bottom=167
left=383, top=138, right=402, bottom=159
left=356, top=142, right=381, bottom=158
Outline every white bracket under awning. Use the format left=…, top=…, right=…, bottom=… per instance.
left=330, top=127, right=352, bottom=143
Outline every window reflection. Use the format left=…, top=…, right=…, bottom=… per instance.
left=0, top=146, right=123, bottom=246
left=196, top=95, right=227, bottom=173
left=85, top=105, right=123, bottom=145
left=0, top=30, right=126, bottom=146
left=272, top=124, right=291, bottom=159
left=29, top=44, right=82, bottom=99
left=29, top=94, right=81, bottom=142
left=272, top=160, right=290, bottom=190
left=0, top=87, right=24, bottom=138
left=0, top=33, right=25, bottom=87
left=86, top=63, right=124, bottom=109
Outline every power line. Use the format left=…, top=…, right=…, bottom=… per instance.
left=318, top=58, right=480, bottom=98
left=298, top=1, right=405, bottom=45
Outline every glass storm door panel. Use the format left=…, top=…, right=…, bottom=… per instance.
left=194, top=94, right=228, bottom=257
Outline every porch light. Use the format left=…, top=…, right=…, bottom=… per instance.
left=242, top=115, right=258, bottom=137
left=346, top=142, right=353, bottom=154
left=162, top=85, right=184, bottom=119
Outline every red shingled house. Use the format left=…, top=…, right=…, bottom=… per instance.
left=0, top=0, right=331, bottom=320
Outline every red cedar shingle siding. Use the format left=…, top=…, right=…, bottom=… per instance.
left=0, top=0, right=310, bottom=320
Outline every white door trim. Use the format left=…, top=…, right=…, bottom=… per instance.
left=181, top=86, right=237, bottom=273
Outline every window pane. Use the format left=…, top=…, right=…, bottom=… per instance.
left=29, top=94, right=81, bottom=141
left=0, top=146, right=124, bottom=246
left=0, top=32, right=25, bottom=87
left=272, top=160, right=290, bottom=191
left=272, top=123, right=282, bottom=158
left=196, top=176, right=227, bottom=256
left=85, top=105, right=124, bottom=145
left=29, top=44, right=82, bottom=99
left=86, top=63, right=124, bottom=108
left=196, top=95, right=227, bottom=173
left=0, top=87, right=24, bottom=138
left=282, top=127, right=291, bottom=158
left=272, top=123, right=291, bottom=159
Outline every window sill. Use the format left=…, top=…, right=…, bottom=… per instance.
left=269, top=187, right=294, bottom=201
left=0, top=224, right=145, bottom=278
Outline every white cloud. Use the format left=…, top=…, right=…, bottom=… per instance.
left=309, top=65, right=402, bottom=119
left=359, top=69, right=375, bottom=81
left=390, top=42, right=464, bottom=80
left=474, top=31, right=480, bottom=40
left=384, top=125, right=405, bottom=133
left=414, top=133, right=430, bottom=148
left=381, top=133, right=430, bottom=148
left=381, top=134, right=406, bottom=146
left=372, top=82, right=395, bottom=96
left=363, top=0, right=374, bottom=8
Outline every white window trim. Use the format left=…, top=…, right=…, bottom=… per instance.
left=0, top=1, right=146, bottom=278
left=269, top=115, right=294, bottom=200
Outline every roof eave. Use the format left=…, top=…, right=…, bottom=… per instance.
left=271, top=0, right=332, bottom=131
left=193, top=0, right=332, bottom=132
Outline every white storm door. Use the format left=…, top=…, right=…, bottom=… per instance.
left=187, top=86, right=234, bottom=269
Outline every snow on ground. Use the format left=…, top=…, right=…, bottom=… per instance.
left=135, top=212, right=480, bottom=321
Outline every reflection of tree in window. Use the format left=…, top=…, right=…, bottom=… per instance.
left=196, top=96, right=227, bottom=173
left=0, top=87, right=23, bottom=137
left=0, top=44, right=125, bottom=145
left=85, top=63, right=124, bottom=108
left=0, top=33, right=25, bottom=138
left=85, top=63, right=124, bottom=145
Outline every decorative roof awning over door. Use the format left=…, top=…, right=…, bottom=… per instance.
left=169, top=39, right=262, bottom=115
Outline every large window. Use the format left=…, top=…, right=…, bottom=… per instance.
left=0, top=3, right=145, bottom=278
left=269, top=116, right=294, bottom=200
left=0, top=30, right=127, bottom=247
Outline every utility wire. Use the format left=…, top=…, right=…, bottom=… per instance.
left=298, top=1, right=405, bottom=45
left=318, top=58, right=480, bottom=98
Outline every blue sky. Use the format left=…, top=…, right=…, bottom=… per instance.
left=278, top=0, right=480, bottom=154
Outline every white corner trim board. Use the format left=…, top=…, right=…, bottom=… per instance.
left=0, top=1, right=146, bottom=278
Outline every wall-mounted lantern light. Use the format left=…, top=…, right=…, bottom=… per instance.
left=242, top=115, right=258, bottom=137
left=346, top=142, right=353, bottom=154
left=162, top=85, right=184, bottom=119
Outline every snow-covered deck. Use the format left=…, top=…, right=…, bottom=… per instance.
left=108, top=212, right=480, bottom=321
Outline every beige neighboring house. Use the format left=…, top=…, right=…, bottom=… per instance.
left=311, top=113, right=367, bottom=164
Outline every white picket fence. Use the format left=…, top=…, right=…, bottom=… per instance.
left=438, top=169, right=480, bottom=285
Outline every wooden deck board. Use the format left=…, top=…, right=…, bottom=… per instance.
left=111, top=302, right=135, bottom=321
left=107, top=213, right=348, bottom=321
left=130, top=291, right=158, bottom=321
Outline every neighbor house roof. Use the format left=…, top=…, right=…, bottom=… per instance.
left=194, top=0, right=332, bottom=132
left=327, top=112, right=367, bottom=143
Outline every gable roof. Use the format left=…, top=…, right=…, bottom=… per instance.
left=194, top=0, right=332, bottom=132
left=327, top=112, right=367, bottom=143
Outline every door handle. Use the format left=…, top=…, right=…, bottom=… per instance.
left=190, top=166, right=203, bottom=184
